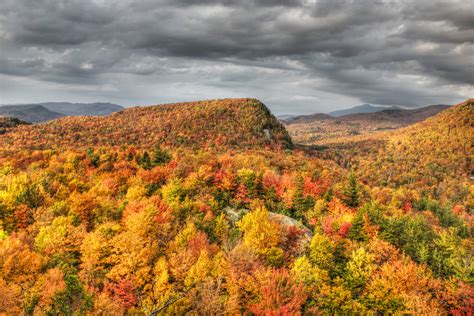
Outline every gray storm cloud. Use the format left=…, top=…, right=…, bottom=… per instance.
left=0, top=0, right=472, bottom=114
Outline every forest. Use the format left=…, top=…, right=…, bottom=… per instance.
left=0, top=98, right=472, bottom=314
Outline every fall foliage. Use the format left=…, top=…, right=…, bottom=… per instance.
left=0, top=98, right=472, bottom=314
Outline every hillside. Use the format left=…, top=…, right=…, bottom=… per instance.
left=340, top=104, right=450, bottom=125
left=0, top=116, right=29, bottom=128
left=0, top=98, right=292, bottom=152
left=286, top=104, right=450, bottom=145
left=41, top=102, right=123, bottom=116
left=318, top=99, right=473, bottom=203
left=0, top=98, right=472, bottom=315
left=0, top=116, right=29, bottom=134
left=0, top=104, right=64, bottom=123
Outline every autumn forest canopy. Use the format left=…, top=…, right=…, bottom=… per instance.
left=0, top=98, right=473, bottom=314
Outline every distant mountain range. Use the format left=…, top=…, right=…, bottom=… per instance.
left=0, top=104, right=64, bottom=123
left=40, top=102, right=123, bottom=116
left=283, top=103, right=451, bottom=145
left=282, top=104, right=450, bottom=125
left=0, top=102, right=123, bottom=123
left=328, top=104, right=401, bottom=117
left=338, top=104, right=450, bottom=125
left=283, top=113, right=333, bottom=124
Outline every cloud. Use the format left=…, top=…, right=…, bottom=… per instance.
left=0, top=0, right=472, bottom=112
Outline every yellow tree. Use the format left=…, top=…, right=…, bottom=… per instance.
left=237, top=206, right=282, bottom=265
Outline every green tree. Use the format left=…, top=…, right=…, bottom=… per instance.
left=345, top=247, right=375, bottom=291
left=344, top=172, right=360, bottom=208
left=140, top=151, right=152, bottom=170
left=152, top=144, right=171, bottom=166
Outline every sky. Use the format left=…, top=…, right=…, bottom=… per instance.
left=0, top=0, right=472, bottom=114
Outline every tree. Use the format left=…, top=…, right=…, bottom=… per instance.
left=348, top=210, right=368, bottom=242
left=140, top=151, right=152, bottom=170
left=152, top=144, right=171, bottom=166
left=344, top=172, right=360, bottom=207
left=237, top=206, right=281, bottom=258
left=247, top=269, right=307, bottom=314
left=309, top=232, right=335, bottom=271
left=292, top=176, right=314, bottom=220
left=345, top=247, right=375, bottom=291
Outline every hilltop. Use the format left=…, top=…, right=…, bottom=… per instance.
left=0, top=98, right=292, bottom=152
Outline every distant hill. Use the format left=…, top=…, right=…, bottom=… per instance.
left=285, top=104, right=451, bottom=145
left=329, top=104, right=401, bottom=117
left=0, top=102, right=123, bottom=123
left=320, top=98, right=473, bottom=201
left=0, top=98, right=293, bottom=151
left=0, top=104, right=64, bottom=123
left=283, top=113, right=334, bottom=124
left=340, top=104, right=450, bottom=125
left=41, top=102, right=123, bottom=116
left=276, top=114, right=296, bottom=121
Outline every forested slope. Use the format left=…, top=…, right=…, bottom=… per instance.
left=320, top=99, right=473, bottom=204
left=1, top=98, right=292, bottom=152
left=0, top=98, right=471, bottom=315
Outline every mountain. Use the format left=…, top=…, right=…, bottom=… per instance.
left=320, top=99, right=473, bottom=200
left=0, top=102, right=123, bottom=123
left=276, top=114, right=296, bottom=120
left=339, top=104, right=450, bottom=125
left=0, top=97, right=472, bottom=315
left=283, top=113, right=334, bottom=124
left=0, top=104, right=64, bottom=123
left=0, top=98, right=292, bottom=151
left=285, top=104, right=451, bottom=145
left=40, top=102, right=123, bottom=116
left=329, top=104, right=401, bottom=117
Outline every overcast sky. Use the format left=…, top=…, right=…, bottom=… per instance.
left=0, top=0, right=472, bottom=114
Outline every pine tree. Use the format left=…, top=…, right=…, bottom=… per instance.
left=140, top=151, right=152, bottom=170
left=292, top=176, right=314, bottom=220
left=152, top=144, right=171, bottom=166
left=348, top=211, right=368, bottom=242
left=344, top=172, right=360, bottom=207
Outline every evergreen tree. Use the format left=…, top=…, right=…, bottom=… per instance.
left=348, top=211, right=368, bottom=242
left=140, top=151, right=152, bottom=170
left=152, top=144, right=171, bottom=166
left=292, top=176, right=314, bottom=220
left=344, top=172, right=360, bottom=207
